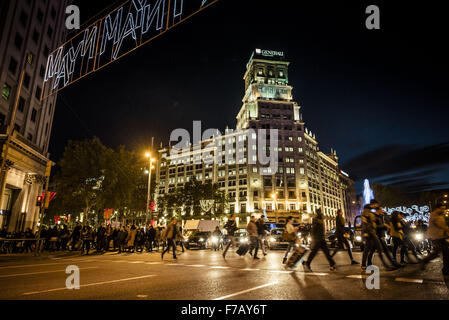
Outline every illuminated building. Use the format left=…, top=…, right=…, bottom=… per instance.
left=155, top=49, right=356, bottom=229
left=0, top=0, right=69, bottom=231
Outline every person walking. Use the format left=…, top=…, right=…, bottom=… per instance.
left=71, top=223, right=81, bottom=251
left=212, top=226, right=223, bottom=251
left=147, top=225, right=156, bottom=252
left=81, top=226, right=92, bottom=255
left=256, top=216, right=267, bottom=256
left=390, top=211, right=407, bottom=265
left=361, top=201, right=396, bottom=270
left=282, top=216, right=298, bottom=264
left=303, top=209, right=336, bottom=271
left=331, top=209, right=358, bottom=265
left=177, top=226, right=185, bottom=253
left=117, top=226, right=127, bottom=254
left=223, top=214, right=238, bottom=258
left=247, top=216, right=260, bottom=259
left=126, top=225, right=137, bottom=253
left=368, top=206, right=400, bottom=268
left=96, top=223, right=106, bottom=253
left=421, top=203, right=449, bottom=278
left=162, top=218, right=178, bottom=260
left=59, top=225, right=70, bottom=251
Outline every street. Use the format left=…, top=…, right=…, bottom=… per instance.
left=0, top=248, right=448, bottom=300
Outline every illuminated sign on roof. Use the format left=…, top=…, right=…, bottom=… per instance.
left=255, top=48, right=284, bottom=58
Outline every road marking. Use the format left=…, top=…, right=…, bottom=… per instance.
left=213, top=281, right=279, bottom=300
left=129, top=261, right=144, bottom=264
left=210, top=266, right=230, bottom=269
left=269, top=270, right=293, bottom=274
left=22, top=275, right=155, bottom=296
left=145, top=262, right=162, bottom=265
left=166, top=263, right=184, bottom=266
left=395, top=277, right=423, bottom=284
left=346, top=275, right=369, bottom=279
left=0, top=259, right=95, bottom=270
left=137, top=294, right=148, bottom=298
left=241, top=268, right=260, bottom=271
left=188, top=265, right=205, bottom=267
left=0, top=267, right=98, bottom=278
left=296, top=272, right=328, bottom=276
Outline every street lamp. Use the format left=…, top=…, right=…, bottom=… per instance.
left=145, top=153, right=155, bottom=226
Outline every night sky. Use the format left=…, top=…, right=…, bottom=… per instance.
left=49, top=0, right=449, bottom=193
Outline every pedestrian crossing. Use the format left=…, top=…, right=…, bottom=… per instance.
left=96, top=258, right=430, bottom=284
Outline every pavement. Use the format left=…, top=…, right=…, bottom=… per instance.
left=0, top=247, right=448, bottom=300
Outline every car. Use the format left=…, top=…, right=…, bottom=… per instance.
left=233, top=230, right=249, bottom=247
left=183, top=231, right=212, bottom=250
left=267, top=228, right=290, bottom=250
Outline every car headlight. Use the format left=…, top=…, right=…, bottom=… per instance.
left=356, top=236, right=362, bottom=242
left=241, top=237, right=248, bottom=243
left=415, top=233, right=423, bottom=241
left=199, top=238, right=204, bottom=242
left=307, top=237, right=311, bottom=242
left=297, top=232, right=301, bottom=237
left=212, top=236, right=218, bottom=244
left=270, top=237, right=276, bottom=242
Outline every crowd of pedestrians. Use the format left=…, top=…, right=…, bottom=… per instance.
left=0, top=223, right=176, bottom=255
left=1, top=201, right=448, bottom=280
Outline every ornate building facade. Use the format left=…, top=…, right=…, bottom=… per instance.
left=0, top=0, right=68, bottom=231
left=155, top=49, right=356, bottom=230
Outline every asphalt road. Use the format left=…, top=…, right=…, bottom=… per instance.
left=0, top=247, right=448, bottom=300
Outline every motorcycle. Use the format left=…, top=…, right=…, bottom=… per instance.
left=211, top=235, right=223, bottom=251
left=411, top=230, right=431, bottom=255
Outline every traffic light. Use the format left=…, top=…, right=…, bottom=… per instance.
left=36, top=195, right=43, bottom=207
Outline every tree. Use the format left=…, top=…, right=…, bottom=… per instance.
left=371, top=183, right=412, bottom=207
left=53, top=138, right=111, bottom=225
left=156, top=178, right=228, bottom=220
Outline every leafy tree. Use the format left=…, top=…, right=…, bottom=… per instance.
left=52, top=138, right=111, bottom=225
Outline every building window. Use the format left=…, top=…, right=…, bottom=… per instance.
left=18, top=97, right=25, bottom=112
left=0, top=113, right=5, bottom=127
left=9, top=57, right=18, bottom=75
left=35, top=86, right=42, bottom=100
left=39, top=65, right=45, bottom=78
left=32, top=29, right=40, bottom=43
left=14, top=124, right=21, bottom=132
left=14, top=33, right=24, bottom=49
left=43, top=45, right=49, bottom=58
left=20, top=11, right=28, bottom=27
left=51, top=7, right=56, bottom=20
left=23, top=73, right=31, bottom=88
left=254, top=203, right=259, bottom=210
left=37, top=8, right=44, bottom=23
left=48, top=103, right=52, bottom=115
left=27, top=133, right=33, bottom=141
left=31, top=108, right=37, bottom=122
left=47, top=26, right=53, bottom=38
left=2, top=84, right=11, bottom=101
